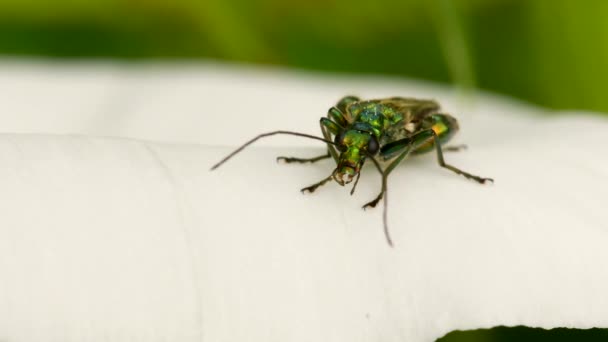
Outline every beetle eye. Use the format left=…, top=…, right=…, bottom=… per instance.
left=367, top=136, right=379, bottom=154
left=334, top=131, right=347, bottom=151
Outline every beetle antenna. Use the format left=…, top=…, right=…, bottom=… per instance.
left=211, top=130, right=340, bottom=170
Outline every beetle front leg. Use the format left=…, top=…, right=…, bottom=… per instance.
left=320, top=118, right=341, bottom=163
left=336, top=95, right=360, bottom=112
left=275, top=107, right=345, bottom=164
left=300, top=174, right=334, bottom=194
left=277, top=151, right=331, bottom=164
left=321, top=105, right=352, bottom=163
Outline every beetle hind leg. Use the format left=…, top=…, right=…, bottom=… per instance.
left=444, top=144, right=467, bottom=152
left=431, top=137, right=492, bottom=184
left=440, top=163, right=493, bottom=184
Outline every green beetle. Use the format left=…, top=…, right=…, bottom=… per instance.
left=211, top=96, right=493, bottom=246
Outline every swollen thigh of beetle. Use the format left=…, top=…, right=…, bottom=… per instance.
left=412, top=123, right=454, bottom=154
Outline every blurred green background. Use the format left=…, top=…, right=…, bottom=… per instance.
left=2, top=0, right=608, bottom=113
left=1, top=0, right=606, bottom=340
left=438, top=327, right=608, bottom=342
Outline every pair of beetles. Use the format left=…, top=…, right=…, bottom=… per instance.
left=211, top=96, right=493, bottom=247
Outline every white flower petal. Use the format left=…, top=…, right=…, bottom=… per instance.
left=0, top=60, right=607, bottom=342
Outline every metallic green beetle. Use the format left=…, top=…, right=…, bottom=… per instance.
left=211, top=96, right=493, bottom=246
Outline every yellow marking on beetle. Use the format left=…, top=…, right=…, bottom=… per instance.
left=432, top=122, right=448, bottom=136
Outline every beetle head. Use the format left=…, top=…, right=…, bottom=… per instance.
left=332, top=128, right=379, bottom=185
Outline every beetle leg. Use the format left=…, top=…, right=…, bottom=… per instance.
left=444, top=144, right=467, bottom=152
left=430, top=137, right=493, bottom=184
left=321, top=104, right=351, bottom=164
left=386, top=129, right=492, bottom=184
left=363, top=130, right=475, bottom=247
left=336, top=95, right=360, bottom=113
left=300, top=174, right=334, bottom=194
left=210, top=130, right=340, bottom=170
left=274, top=108, right=344, bottom=165
left=363, top=138, right=415, bottom=210
left=363, top=130, right=434, bottom=209
left=364, top=156, right=394, bottom=247
left=277, top=151, right=331, bottom=164
left=320, top=118, right=340, bottom=163
left=361, top=183, right=385, bottom=210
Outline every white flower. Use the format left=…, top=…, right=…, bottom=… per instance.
left=0, top=60, right=606, bottom=341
